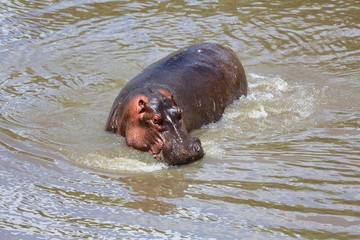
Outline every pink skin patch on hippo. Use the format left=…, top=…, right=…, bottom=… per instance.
left=123, top=94, right=165, bottom=159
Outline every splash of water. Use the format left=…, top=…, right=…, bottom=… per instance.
left=197, top=73, right=329, bottom=157
left=206, top=73, right=327, bottom=131
left=70, top=138, right=169, bottom=173
left=81, top=153, right=168, bottom=173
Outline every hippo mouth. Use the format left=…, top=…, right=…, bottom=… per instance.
left=151, top=149, right=163, bottom=160
left=149, top=136, right=165, bottom=160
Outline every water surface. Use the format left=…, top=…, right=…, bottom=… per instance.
left=1, top=0, right=359, bottom=239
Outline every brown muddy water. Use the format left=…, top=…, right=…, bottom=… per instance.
left=1, top=0, right=359, bottom=239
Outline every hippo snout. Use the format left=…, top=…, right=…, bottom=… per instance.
left=163, top=137, right=204, bottom=165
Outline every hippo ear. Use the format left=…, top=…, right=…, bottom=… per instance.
left=138, top=99, right=147, bottom=113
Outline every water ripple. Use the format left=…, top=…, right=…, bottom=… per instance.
left=1, top=0, right=359, bottom=239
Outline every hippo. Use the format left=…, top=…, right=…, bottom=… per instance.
left=106, top=43, right=247, bottom=165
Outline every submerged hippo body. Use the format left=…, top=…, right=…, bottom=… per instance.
left=106, top=43, right=247, bottom=165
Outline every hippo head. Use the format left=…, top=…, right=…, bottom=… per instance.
left=120, top=89, right=204, bottom=165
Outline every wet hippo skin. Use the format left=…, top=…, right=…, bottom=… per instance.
left=106, top=43, right=248, bottom=165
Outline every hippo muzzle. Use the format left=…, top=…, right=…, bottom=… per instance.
left=161, top=134, right=204, bottom=165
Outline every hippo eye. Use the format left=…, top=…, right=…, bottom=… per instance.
left=151, top=115, right=162, bottom=125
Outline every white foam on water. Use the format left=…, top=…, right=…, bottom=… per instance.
left=201, top=140, right=226, bottom=157
left=70, top=139, right=169, bottom=173
left=81, top=153, right=168, bottom=173
left=248, top=105, right=268, bottom=119
left=248, top=73, right=289, bottom=93
left=201, top=73, right=328, bottom=140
